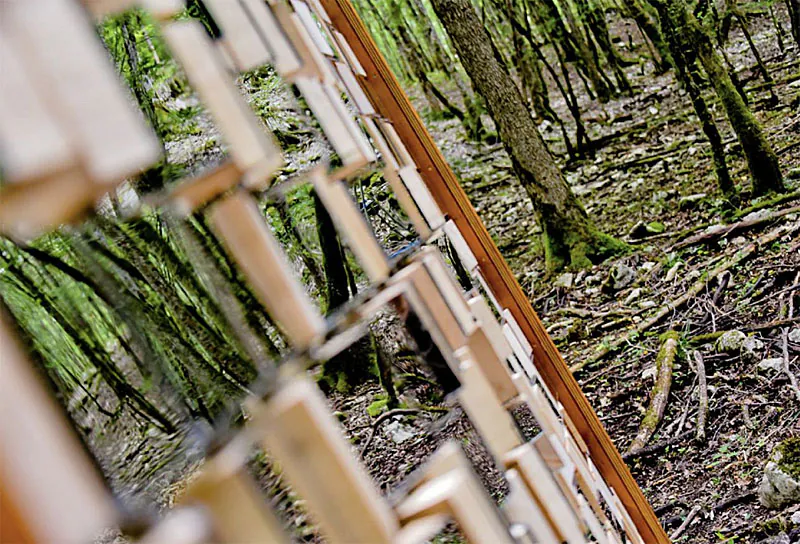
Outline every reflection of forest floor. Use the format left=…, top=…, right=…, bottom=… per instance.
left=91, top=10, right=798, bottom=544
left=414, top=10, right=799, bottom=543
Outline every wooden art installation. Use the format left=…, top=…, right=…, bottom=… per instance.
left=0, top=0, right=668, bottom=542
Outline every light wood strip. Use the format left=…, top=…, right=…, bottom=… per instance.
left=207, top=190, right=325, bottom=348
left=162, top=21, right=282, bottom=190
left=250, top=378, right=398, bottom=543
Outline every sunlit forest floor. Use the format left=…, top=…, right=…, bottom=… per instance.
left=86, top=8, right=800, bottom=544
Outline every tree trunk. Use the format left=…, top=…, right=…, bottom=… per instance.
left=429, top=0, right=626, bottom=271
left=314, top=191, right=378, bottom=392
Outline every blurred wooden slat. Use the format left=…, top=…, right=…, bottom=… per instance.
left=162, top=21, right=283, bottom=190
left=3, top=0, right=160, bottom=185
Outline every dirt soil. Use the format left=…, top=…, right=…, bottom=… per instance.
left=85, top=7, right=800, bottom=544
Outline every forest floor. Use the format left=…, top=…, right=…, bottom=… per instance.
left=411, top=11, right=800, bottom=543
left=89, top=8, right=800, bottom=544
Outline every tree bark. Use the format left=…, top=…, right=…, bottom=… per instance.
left=652, top=0, right=784, bottom=197
left=429, top=0, right=626, bottom=271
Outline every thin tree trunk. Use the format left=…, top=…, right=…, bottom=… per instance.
left=429, top=0, right=626, bottom=271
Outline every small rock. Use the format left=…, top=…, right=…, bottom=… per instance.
left=665, top=262, right=683, bottom=282
left=384, top=420, right=416, bottom=444
left=757, top=534, right=790, bottom=544
left=640, top=261, right=656, bottom=273
left=741, top=336, right=765, bottom=364
left=791, top=510, right=800, bottom=525
left=716, top=330, right=747, bottom=353
left=610, top=263, right=636, bottom=290
left=641, top=366, right=657, bottom=381
left=731, top=236, right=748, bottom=247
left=789, top=328, right=800, bottom=344
left=759, top=438, right=800, bottom=509
left=679, top=193, right=707, bottom=209
left=554, top=272, right=575, bottom=289
left=759, top=358, right=785, bottom=373
left=624, top=288, right=642, bottom=305
left=639, top=300, right=657, bottom=309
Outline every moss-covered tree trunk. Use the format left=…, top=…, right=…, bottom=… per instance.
left=654, top=0, right=785, bottom=197
left=429, top=0, right=626, bottom=271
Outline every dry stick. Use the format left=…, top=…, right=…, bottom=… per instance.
left=628, top=331, right=679, bottom=455
left=674, top=204, right=800, bottom=250
left=670, top=504, right=702, bottom=540
left=622, top=430, right=694, bottom=461
left=693, top=351, right=708, bottom=444
left=572, top=222, right=800, bottom=373
left=781, top=328, right=800, bottom=403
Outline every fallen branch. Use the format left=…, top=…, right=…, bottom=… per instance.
left=688, top=317, right=800, bottom=344
left=622, top=430, right=694, bottom=461
left=628, top=331, right=679, bottom=454
left=670, top=504, right=702, bottom=540
left=781, top=328, right=800, bottom=403
left=674, top=204, right=800, bottom=250
left=693, top=351, right=708, bottom=444
left=573, top=221, right=800, bottom=373
left=360, top=408, right=419, bottom=457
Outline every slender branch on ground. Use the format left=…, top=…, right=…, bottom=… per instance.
left=781, top=328, right=800, bottom=403
left=674, top=204, right=800, bottom=250
left=670, top=504, right=702, bottom=540
left=360, top=408, right=420, bottom=457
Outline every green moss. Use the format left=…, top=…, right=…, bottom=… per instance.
left=367, top=396, right=389, bottom=417
left=775, top=437, right=800, bottom=480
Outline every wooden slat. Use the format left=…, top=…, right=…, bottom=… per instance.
left=396, top=442, right=514, bottom=544
left=294, top=77, right=372, bottom=172
left=291, top=0, right=335, bottom=56
left=381, top=166, right=431, bottom=239
left=182, top=444, right=288, bottom=543
left=0, top=29, right=74, bottom=184
left=0, top=169, right=94, bottom=242
left=239, top=0, right=303, bottom=76
left=334, top=60, right=375, bottom=114
left=204, top=0, right=272, bottom=72
left=467, top=295, right=512, bottom=361
left=503, top=468, right=560, bottom=544
left=138, top=508, right=212, bottom=544
left=392, top=262, right=466, bottom=354
left=444, top=221, right=478, bottom=273
left=272, top=3, right=336, bottom=82
left=414, top=247, right=476, bottom=336
left=0, top=313, right=116, bottom=543
left=331, top=29, right=366, bottom=76
left=309, top=170, right=390, bottom=281
left=397, top=165, right=445, bottom=230
left=455, top=350, right=521, bottom=459
left=166, top=161, right=242, bottom=214
left=317, top=3, right=667, bottom=539
left=162, top=21, right=282, bottom=189
left=250, top=378, right=398, bottom=543
left=465, top=325, right=517, bottom=403
left=3, top=0, right=160, bottom=185
left=207, top=190, right=325, bottom=348
left=503, top=444, right=587, bottom=544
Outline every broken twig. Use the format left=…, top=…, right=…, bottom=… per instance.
left=670, top=504, right=702, bottom=540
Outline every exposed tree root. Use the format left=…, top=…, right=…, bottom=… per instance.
left=572, top=221, right=800, bottom=373
left=627, top=331, right=679, bottom=454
